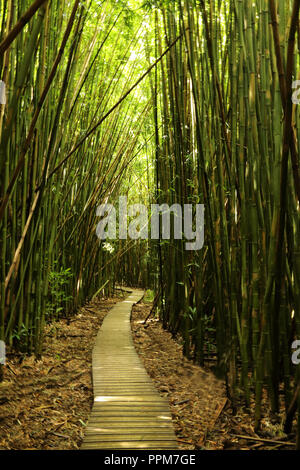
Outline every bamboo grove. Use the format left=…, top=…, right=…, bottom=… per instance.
left=0, top=0, right=154, bottom=356
left=0, top=0, right=300, bottom=447
left=148, top=0, right=300, bottom=441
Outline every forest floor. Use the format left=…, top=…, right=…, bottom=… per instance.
left=0, top=295, right=122, bottom=450
left=131, top=302, right=297, bottom=451
left=0, top=293, right=296, bottom=450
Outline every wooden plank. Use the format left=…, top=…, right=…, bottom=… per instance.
left=90, top=408, right=170, bottom=412
left=89, top=410, right=172, bottom=417
left=92, top=396, right=166, bottom=401
left=87, top=418, right=173, bottom=424
left=84, top=436, right=177, bottom=442
left=85, top=436, right=175, bottom=441
left=85, top=426, right=173, bottom=431
left=91, top=403, right=167, bottom=407
left=87, top=423, right=173, bottom=429
left=81, top=442, right=177, bottom=450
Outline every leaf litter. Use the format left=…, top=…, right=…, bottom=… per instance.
left=0, top=294, right=296, bottom=450
left=0, top=296, right=120, bottom=450
left=131, top=302, right=297, bottom=451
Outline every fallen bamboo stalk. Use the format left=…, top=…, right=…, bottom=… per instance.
left=92, top=280, right=110, bottom=301
left=231, top=434, right=295, bottom=446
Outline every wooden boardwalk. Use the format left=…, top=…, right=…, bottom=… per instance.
left=81, top=289, right=178, bottom=450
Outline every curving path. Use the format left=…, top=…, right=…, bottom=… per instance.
left=81, top=289, right=178, bottom=450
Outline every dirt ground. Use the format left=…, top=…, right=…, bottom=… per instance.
left=131, top=302, right=297, bottom=451
left=0, top=296, right=119, bottom=450
left=0, top=294, right=297, bottom=450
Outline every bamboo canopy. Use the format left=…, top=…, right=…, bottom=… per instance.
left=0, top=0, right=300, bottom=449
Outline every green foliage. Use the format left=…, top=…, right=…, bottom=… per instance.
left=1, top=0, right=300, bottom=447
left=47, top=266, right=73, bottom=319
left=0, top=0, right=154, bottom=353
left=144, top=289, right=155, bottom=303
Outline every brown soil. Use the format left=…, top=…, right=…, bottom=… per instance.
left=0, top=296, right=120, bottom=450
left=131, top=301, right=297, bottom=451
left=0, top=293, right=296, bottom=450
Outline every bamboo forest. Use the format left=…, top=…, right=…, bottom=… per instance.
left=0, top=0, right=300, bottom=453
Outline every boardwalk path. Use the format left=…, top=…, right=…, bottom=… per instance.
left=82, top=289, right=178, bottom=450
